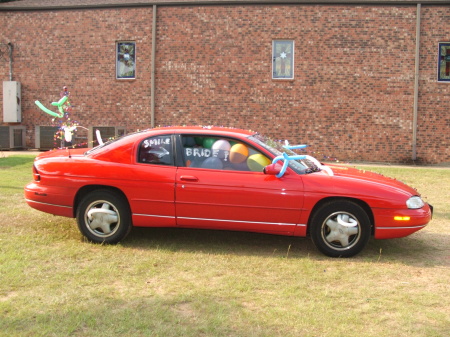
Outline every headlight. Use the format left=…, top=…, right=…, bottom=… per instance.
left=406, top=196, right=425, bottom=209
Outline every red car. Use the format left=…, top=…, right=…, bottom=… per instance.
left=24, top=126, right=432, bottom=257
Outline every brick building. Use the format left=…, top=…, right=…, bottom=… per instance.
left=0, top=0, right=449, bottom=164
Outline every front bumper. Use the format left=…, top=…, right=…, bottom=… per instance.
left=373, top=203, right=433, bottom=239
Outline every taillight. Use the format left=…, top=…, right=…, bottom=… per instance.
left=33, top=165, right=40, bottom=182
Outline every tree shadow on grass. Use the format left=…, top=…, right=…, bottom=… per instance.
left=122, top=226, right=449, bottom=267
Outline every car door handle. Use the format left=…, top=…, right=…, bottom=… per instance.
left=180, top=175, right=199, bottom=182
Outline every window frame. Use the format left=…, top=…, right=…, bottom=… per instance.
left=438, top=42, right=450, bottom=83
left=178, top=134, right=271, bottom=172
left=116, top=41, right=136, bottom=80
left=272, top=40, right=295, bottom=80
left=137, top=134, right=175, bottom=166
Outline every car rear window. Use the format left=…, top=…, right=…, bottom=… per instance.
left=138, top=135, right=174, bottom=165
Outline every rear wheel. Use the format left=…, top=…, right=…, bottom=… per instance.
left=310, top=201, right=371, bottom=257
left=76, top=189, right=131, bottom=244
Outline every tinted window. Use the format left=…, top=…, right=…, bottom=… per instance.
left=181, top=135, right=271, bottom=172
left=139, top=135, right=173, bottom=165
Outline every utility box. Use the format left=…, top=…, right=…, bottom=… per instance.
left=3, top=81, right=21, bottom=123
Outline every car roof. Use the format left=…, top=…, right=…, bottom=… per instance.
left=148, top=125, right=256, bottom=136
left=87, top=126, right=257, bottom=160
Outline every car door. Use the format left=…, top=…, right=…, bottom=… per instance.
left=128, top=134, right=177, bottom=227
left=175, top=135, right=305, bottom=235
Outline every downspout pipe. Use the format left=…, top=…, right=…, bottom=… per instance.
left=8, top=42, right=13, bottom=81
left=151, top=5, right=156, bottom=128
left=412, top=3, right=421, bottom=161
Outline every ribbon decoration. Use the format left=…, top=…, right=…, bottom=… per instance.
left=63, top=125, right=77, bottom=142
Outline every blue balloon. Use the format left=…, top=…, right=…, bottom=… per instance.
left=272, top=144, right=308, bottom=178
left=201, top=157, right=223, bottom=170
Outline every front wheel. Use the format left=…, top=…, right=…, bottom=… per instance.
left=76, top=189, right=132, bottom=244
left=310, top=201, right=371, bottom=257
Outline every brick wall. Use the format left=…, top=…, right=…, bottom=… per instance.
left=1, top=4, right=449, bottom=163
left=1, top=7, right=154, bottom=148
left=417, top=7, right=450, bottom=164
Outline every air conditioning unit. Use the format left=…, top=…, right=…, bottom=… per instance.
left=88, top=126, right=126, bottom=147
left=35, top=126, right=59, bottom=150
left=3, top=81, right=21, bottom=123
left=0, top=125, right=26, bottom=150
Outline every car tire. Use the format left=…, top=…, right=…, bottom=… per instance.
left=310, top=200, right=371, bottom=257
left=76, top=189, right=132, bottom=244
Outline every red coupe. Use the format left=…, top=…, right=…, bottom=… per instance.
left=25, top=126, right=432, bottom=257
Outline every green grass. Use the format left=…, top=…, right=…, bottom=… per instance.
left=0, top=156, right=449, bottom=336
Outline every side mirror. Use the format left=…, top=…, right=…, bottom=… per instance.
left=263, top=163, right=286, bottom=176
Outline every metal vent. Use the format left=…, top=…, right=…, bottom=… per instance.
left=0, top=126, right=9, bottom=149
left=36, top=126, right=59, bottom=150
left=0, top=126, right=26, bottom=149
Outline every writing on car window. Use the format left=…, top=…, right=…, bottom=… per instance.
left=181, top=136, right=270, bottom=172
left=139, top=136, right=173, bottom=165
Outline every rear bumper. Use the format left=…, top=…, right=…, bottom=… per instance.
left=24, top=183, right=74, bottom=218
left=25, top=198, right=74, bottom=217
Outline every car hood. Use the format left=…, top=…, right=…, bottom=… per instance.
left=328, top=164, right=418, bottom=196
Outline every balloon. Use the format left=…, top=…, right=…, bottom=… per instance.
left=183, top=137, right=196, bottom=147
left=35, top=95, right=68, bottom=118
left=247, top=154, right=271, bottom=172
left=272, top=152, right=306, bottom=178
left=96, top=129, right=104, bottom=145
left=211, top=139, right=231, bottom=159
left=201, top=157, right=223, bottom=170
left=231, top=160, right=250, bottom=171
left=230, top=143, right=249, bottom=163
left=270, top=143, right=309, bottom=178
left=202, top=138, right=216, bottom=149
left=188, top=157, right=203, bottom=168
left=271, top=143, right=334, bottom=178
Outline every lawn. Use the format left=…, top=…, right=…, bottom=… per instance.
left=0, top=155, right=449, bottom=336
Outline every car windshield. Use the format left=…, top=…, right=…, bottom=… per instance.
left=248, top=134, right=321, bottom=174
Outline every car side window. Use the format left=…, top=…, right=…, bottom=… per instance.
left=181, top=135, right=271, bottom=172
left=138, top=135, right=174, bottom=165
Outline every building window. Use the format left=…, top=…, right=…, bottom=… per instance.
left=438, top=42, right=450, bottom=83
left=272, top=40, right=294, bottom=80
left=116, top=41, right=136, bottom=79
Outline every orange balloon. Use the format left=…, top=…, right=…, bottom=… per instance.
left=229, top=144, right=249, bottom=163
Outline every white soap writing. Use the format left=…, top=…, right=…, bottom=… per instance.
left=143, top=138, right=170, bottom=148
left=185, top=148, right=229, bottom=160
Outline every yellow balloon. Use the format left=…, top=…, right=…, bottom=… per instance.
left=247, top=154, right=271, bottom=172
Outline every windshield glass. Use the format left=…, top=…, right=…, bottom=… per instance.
left=248, top=134, right=320, bottom=174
